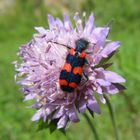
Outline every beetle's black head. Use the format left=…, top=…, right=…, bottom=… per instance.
left=75, top=38, right=89, bottom=52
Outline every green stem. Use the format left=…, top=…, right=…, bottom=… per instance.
left=104, top=95, right=119, bottom=140
left=84, top=113, right=100, bottom=140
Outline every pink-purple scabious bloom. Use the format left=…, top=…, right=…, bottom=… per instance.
left=14, top=12, right=125, bottom=129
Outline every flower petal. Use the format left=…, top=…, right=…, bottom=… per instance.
left=87, top=97, right=101, bottom=114
left=105, top=84, right=119, bottom=94
left=99, top=94, right=106, bottom=104
left=31, top=109, right=42, bottom=121
left=78, top=99, right=86, bottom=113
left=53, top=106, right=65, bottom=119
left=34, top=27, right=47, bottom=34
left=56, top=18, right=64, bottom=29
left=104, top=71, right=125, bottom=83
left=67, top=105, right=79, bottom=122
left=84, top=12, right=94, bottom=34
left=57, top=115, right=68, bottom=129
left=96, top=79, right=111, bottom=86
left=48, top=14, right=55, bottom=30
left=63, top=13, right=72, bottom=31
left=74, top=12, right=83, bottom=33
left=24, top=94, right=35, bottom=101
left=101, top=41, right=121, bottom=58
left=92, top=27, right=109, bottom=41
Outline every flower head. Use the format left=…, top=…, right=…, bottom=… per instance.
left=14, top=12, right=125, bottom=129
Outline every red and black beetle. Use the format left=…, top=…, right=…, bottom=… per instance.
left=59, top=38, right=89, bottom=92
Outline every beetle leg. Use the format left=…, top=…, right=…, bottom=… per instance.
left=83, top=71, right=89, bottom=81
left=86, top=51, right=92, bottom=54
left=85, top=58, right=90, bottom=65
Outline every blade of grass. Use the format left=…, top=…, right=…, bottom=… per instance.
left=84, top=113, right=100, bottom=140
left=104, top=94, right=119, bottom=140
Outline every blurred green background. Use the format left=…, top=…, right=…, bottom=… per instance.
left=0, top=0, right=140, bottom=140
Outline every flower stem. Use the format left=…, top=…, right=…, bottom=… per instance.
left=104, top=95, right=120, bottom=140
left=84, top=113, right=100, bottom=140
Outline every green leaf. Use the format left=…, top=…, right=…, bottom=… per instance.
left=93, top=62, right=113, bottom=69
left=48, top=119, right=59, bottom=134
left=113, top=83, right=126, bottom=90
left=37, top=119, right=49, bottom=131
left=59, top=128, right=66, bottom=135
left=87, top=107, right=94, bottom=118
left=37, top=119, right=67, bottom=135
left=91, top=51, right=117, bottom=70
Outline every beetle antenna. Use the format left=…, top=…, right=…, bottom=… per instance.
left=49, top=41, right=71, bottom=49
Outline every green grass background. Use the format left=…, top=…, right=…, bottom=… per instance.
left=0, top=0, right=140, bottom=140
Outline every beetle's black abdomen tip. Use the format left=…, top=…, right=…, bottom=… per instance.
left=60, top=86, right=74, bottom=92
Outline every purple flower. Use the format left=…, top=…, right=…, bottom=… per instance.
left=14, top=12, right=125, bottom=129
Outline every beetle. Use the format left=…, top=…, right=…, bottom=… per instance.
left=59, top=38, right=89, bottom=92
